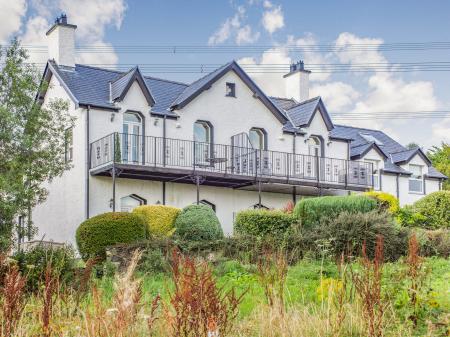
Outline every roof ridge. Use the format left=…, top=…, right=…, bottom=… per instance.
left=111, top=67, right=137, bottom=83
left=390, top=147, right=418, bottom=155
left=270, top=96, right=297, bottom=102
left=334, top=124, right=385, bottom=133
left=144, top=75, right=188, bottom=86
left=75, top=63, right=124, bottom=74
left=286, top=96, right=321, bottom=110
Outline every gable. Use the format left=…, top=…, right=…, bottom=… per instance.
left=171, top=61, right=287, bottom=124
left=362, top=148, right=385, bottom=161
left=307, top=107, right=330, bottom=136
left=110, top=67, right=155, bottom=106
left=119, top=81, right=152, bottom=111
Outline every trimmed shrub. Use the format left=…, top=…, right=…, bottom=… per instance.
left=132, top=205, right=181, bottom=237
left=174, top=204, right=224, bottom=242
left=364, top=191, right=400, bottom=214
left=302, top=210, right=408, bottom=260
left=411, top=191, right=450, bottom=229
left=234, top=209, right=298, bottom=237
left=293, top=195, right=378, bottom=229
left=411, top=228, right=450, bottom=258
left=76, top=212, right=146, bottom=261
left=396, top=205, right=427, bottom=227
left=13, top=245, right=76, bottom=292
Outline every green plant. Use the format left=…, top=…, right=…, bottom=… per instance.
left=13, top=245, right=75, bottom=292
left=174, top=204, right=224, bottom=242
left=302, top=210, right=408, bottom=260
left=411, top=191, right=450, bottom=229
left=410, top=228, right=450, bottom=258
left=396, top=205, right=427, bottom=227
left=293, top=195, right=378, bottom=229
left=76, top=212, right=146, bottom=261
left=365, top=191, right=400, bottom=214
left=234, top=209, right=298, bottom=238
left=132, top=205, right=180, bottom=237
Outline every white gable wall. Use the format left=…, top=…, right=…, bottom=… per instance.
left=166, top=71, right=292, bottom=151
left=32, top=73, right=85, bottom=245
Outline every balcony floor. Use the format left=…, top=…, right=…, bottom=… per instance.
left=90, top=162, right=370, bottom=193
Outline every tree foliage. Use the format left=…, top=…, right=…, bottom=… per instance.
left=427, top=142, right=450, bottom=190
left=0, top=39, right=73, bottom=251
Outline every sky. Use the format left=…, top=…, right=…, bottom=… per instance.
left=1, top=0, right=450, bottom=150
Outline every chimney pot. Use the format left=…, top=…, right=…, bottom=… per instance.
left=284, top=60, right=311, bottom=102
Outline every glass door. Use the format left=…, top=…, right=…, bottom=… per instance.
left=122, top=112, right=142, bottom=163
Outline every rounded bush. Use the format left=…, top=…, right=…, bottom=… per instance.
left=364, top=191, right=400, bottom=214
left=132, top=205, right=181, bottom=237
left=76, top=212, right=146, bottom=261
left=174, top=204, right=224, bottom=241
left=411, top=191, right=450, bottom=229
left=293, top=195, right=378, bottom=229
left=235, top=209, right=297, bottom=237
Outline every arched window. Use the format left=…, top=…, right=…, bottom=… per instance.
left=194, top=121, right=212, bottom=143
left=308, top=136, right=322, bottom=157
left=120, top=194, right=146, bottom=212
left=200, top=199, right=216, bottom=212
left=249, top=128, right=266, bottom=150
left=123, top=112, right=143, bottom=163
left=194, top=121, right=213, bottom=164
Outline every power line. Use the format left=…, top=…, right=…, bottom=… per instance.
left=5, top=62, right=450, bottom=74
left=6, top=41, right=450, bottom=53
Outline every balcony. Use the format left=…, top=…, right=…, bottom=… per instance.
left=89, top=133, right=373, bottom=192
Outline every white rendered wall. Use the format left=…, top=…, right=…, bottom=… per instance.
left=285, top=71, right=309, bottom=102
left=165, top=70, right=293, bottom=152
left=32, top=73, right=85, bottom=246
left=89, top=177, right=291, bottom=235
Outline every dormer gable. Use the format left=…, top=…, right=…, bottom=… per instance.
left=285, top=97, right=334, bottom=132
left=110, top=67, right=155, bottom=106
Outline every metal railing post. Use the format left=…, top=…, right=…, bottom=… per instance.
left=316, top=155, right=320, bottom=186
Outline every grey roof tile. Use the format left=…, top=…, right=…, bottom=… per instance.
left=428, top=166, right=448, bottom=179
left=383, top=161, right=411, bottom=175
left=270, top=96, right=297, bottom=111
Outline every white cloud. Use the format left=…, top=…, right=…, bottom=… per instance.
left=236, top=25, right=260, bottom=45
left=310, top=82, right=360, bottom=112
left=335, top=32, right=386, bottom=65
left=261, top=5, right=284, bottom=34
left=431, top=118, right=450, bottom=144
left=0, top=0, right=27, bottom=43
left=0, top=0, right=127, bottom=66
left=59, top=0, right=126, bottom=41
left=263, top=0, right=273, bottom=8
left=239, top=46, right=291, bottom=97
left=208, top=5, right=261, bottom=46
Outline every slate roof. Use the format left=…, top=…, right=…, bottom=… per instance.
left=427, top=166, right=448, bottom=179
left=383, top=160, right=412, bottom=175
left=46, top=61, right=188, bottom=112
left=350, top=142, right=386, bottom=159
left=390, top=147, right=431, bottom=165
left=330, top=124, right=406, bottom=157
left=283, top=97, right=334, bottom=131
left=270, top=96, right=297, bottom=111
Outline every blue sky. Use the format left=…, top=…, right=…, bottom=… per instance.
left=1, top=0, right=449, bottom=149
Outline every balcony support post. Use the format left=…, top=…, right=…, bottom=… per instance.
left=162, top=181, right=166, bottom=205
left=258, top=179, right=262, bottom=208
left=112, top=132, right=117, bottom=212
left=292, top=186, right=297, bottom=203
left=196, top=175, right=200, bottom=205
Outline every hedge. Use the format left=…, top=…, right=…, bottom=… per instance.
left=132, top=205, right=180, bottom=237
left=174, top=204, right=224, bottom=241
left=302, top=210, right=408, bottom=261
left=364, top=191, right=400, bottom=214
left=234, top=209, right=298, bottom=237
left=411, top=191, right=450, bottom=229
left=76, top=212, right=146, bottom=261
left=293, top=195, right=378, bottom=228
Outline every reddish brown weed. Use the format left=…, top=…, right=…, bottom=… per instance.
left=351, top=236, right=388, bottom=337
left=165, top=250, right=246, bottom=337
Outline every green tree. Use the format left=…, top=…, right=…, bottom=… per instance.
left=427, top=142, right=450, bottom=190
left=0, top=39, right=73, bottom=252
left=405, top=142, right=420, bottom=150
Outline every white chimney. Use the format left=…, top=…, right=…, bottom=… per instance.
left=284, top=61, right=311, bottom=102
left=46, top=14, right=77, bottom=68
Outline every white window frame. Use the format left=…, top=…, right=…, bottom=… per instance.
left=308, top=136, right=322, bottom=157
left=364, top=159, right=380, bottom=190
left=408, top=164, right=424, bottom=194
left=65, top=127, right=73, bottom=163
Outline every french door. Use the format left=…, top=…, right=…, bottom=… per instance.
left=122, top=112, right=142, bottom=163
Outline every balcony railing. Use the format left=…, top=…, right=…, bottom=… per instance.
left=90, top=133, right=373, bottom=188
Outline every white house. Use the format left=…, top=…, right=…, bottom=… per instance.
left=32, top=16, right=447, bottom=245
